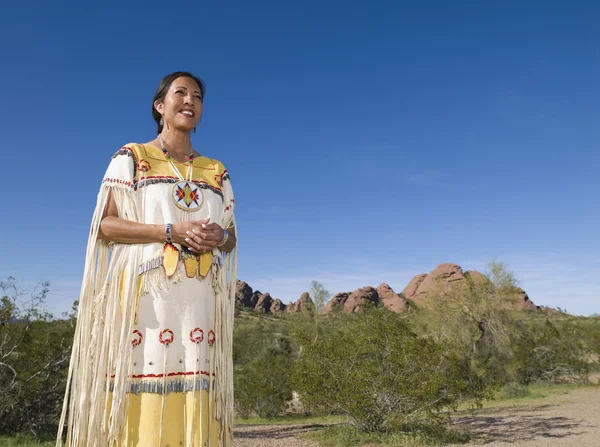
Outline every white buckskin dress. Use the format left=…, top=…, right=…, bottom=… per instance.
left=57, top=143, right=237, bottom=447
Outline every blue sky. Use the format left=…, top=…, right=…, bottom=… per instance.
left=0, top=1, right=598, bottom=316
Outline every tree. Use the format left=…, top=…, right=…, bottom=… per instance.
left=411, top=260, right=520, bottom=389
left=309, top=280, right=330, bottom=314
left=309, top=280, right=330, bottom=343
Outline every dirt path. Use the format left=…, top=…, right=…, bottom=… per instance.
left=233, top=386, right=600, bottom=447
left=451, top=386, right=600, bottom=446
left=233, top=423, right=319, bottom=447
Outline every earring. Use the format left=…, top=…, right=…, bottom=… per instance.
left=193, top=127, right=197, bottom=134
left=160, top=117, right=164, bottom=126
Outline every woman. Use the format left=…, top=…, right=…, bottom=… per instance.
left=57, top=72, right=237, bottom=447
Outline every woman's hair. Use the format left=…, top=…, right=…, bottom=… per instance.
left=152, top=71, right=206, bottom=134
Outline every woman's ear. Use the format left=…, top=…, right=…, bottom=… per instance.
left=154, top=100, right=164, bottom=115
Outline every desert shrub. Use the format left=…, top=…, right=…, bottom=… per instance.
left=291, top=306, right=484, bottom=433
left=233, top=315, right=295, bottom=419
left=0, top=277, right=76, bottom=439
left=234, top=348, right=294, bottom=419
left=509, top=316, right=591, bottom=383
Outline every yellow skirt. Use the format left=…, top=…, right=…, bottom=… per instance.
left=109, top=389, right=231, bottom=447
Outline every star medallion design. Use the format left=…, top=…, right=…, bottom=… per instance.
left=172, top=182, right=203, bottom=211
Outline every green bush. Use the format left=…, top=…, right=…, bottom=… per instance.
left=291, top=306, right=484, bottom=433
left=509, top=316, right=591, bottom=384
left=0, top=278, right=75, bottom=439
left=233, top=315, right=295, bottom=419
left=234, top=349, right=294, bottom=419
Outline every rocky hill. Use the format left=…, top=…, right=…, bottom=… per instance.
left=236, top=262, right=541, bottom=315
left=402, top=262, right=537, bottom=311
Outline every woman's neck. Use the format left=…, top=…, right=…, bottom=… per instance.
left=159, top=129, right=192, bottom=160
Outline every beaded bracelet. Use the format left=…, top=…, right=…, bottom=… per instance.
left=165, top=223, right=173, bottom=244
left=217, top=228, right=229, bottom=247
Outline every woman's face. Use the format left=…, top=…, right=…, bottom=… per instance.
left=155, top=76, right=203, bottom=132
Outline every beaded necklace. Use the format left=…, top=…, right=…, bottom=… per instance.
left=159, top=135, right=203, bottom=212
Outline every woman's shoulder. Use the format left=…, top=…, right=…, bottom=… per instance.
left=110, top=142, right=146, bottom=159
left=195, top=154, right=226, bottom=171
left=192, top=154, right=231, bottom=189
left=111, top=142, right=169, bottom=167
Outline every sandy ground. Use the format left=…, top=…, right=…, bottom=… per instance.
left=233, top=423, right=319, bottom=447
left=233, top=386, right=600, bottom=447
left=451, top=386, right=600, bottom=447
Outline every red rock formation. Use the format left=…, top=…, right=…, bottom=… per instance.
left=402, top=273, right=427, bottom=299
left=235, top=261, right=540, bottom=316
left=271, top=298, right=287, bottom=313
left=322, top=292, right=350, bottom=314
left=412, top=263, right=466, bottom=300
left=250, top=291, right=262, bottom=308
left=255, top=293, right=274, bottom=313
left=376, top=283, right=408, bottom=313
left=344, top=286, right=379, bottom=313
left=400, top=264, right=538, bottom=311
left=287, top=292, right=315, bottom=314
left=513, top=287, right=537, bottom=311
left=235, top=280, right=253, bottom=308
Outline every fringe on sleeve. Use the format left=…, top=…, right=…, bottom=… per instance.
left=212, top=167, right=237, bottom=447
left=57, top=148, right=144, bottom=447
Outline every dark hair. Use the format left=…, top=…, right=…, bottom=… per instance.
left=152, top=71, right=206, bottom=134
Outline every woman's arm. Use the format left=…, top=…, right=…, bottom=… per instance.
left=98, top=190, right=236, bottom=253
left=98, top=190, right=208, bottom=247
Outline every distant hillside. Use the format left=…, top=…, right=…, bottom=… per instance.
left=236, top=262, right=550, bottom=315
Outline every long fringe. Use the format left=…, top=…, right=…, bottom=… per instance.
left=213, top=217, right=237, bottom=447
left=57, top=185, right=143, bottom=447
